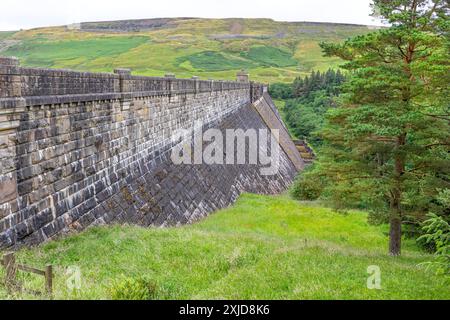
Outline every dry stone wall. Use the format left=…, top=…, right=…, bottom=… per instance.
left=0, top=57, right=301, bottom=248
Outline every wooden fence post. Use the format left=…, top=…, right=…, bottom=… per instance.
left=45, top=264, right=53, bottom=297
left=3, top=252, right=17, bottom=292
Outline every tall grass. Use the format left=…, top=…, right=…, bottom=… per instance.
left=0, top=194, right=447, bottom=300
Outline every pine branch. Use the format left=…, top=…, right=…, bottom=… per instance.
left=424, top=142, right=450, bottom=148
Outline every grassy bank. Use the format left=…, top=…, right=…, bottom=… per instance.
left=0, top=194, right=447, bottom=300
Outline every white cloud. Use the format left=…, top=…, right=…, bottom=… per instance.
left=0, top=0, right=380, bottom=31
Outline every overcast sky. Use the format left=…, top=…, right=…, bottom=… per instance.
left=0, top=0, right=379, bottom=31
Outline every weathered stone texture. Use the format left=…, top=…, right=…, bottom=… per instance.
left=0, top=57, right=301, bottom=248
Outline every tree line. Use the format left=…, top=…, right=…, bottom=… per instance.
left=269, top=69, right=345, bottom=147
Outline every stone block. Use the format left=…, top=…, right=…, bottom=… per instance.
left=0, top=173, right=17, bottom=204
left=0, top=57, right=20, bottom=66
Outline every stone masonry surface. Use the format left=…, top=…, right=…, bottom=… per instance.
left=0, top=57, right=302, bottom=248
left=253, top=93, right=305, bottom=172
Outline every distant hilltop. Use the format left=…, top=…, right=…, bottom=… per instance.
left=65, top=17, right=380, bottom=33
left=75, top=18, right=196, bottom=32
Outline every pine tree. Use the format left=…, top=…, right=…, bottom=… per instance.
left=293, top=76, right=305, bottom=97
left=291, top=69, right=346, bottom=98
left=315, top=0, right=449, bottom=255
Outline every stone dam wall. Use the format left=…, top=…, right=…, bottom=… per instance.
left=0, top=57, right=304, bottom=248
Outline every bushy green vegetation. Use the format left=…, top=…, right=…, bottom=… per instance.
left=291, top=166, right=326, bottom=201
left=0, top=19, right=371, bottom=82
left=268, top=83, right=294, bottom=100
left=0, top=194, right=447, bottom=300
left=109, top=276, right=158, bottom=300
left=272, top=69, right=345, bottom=146
left=418, top=213, right=450, bottom=276
left=285, top=70, right=345, bottom=147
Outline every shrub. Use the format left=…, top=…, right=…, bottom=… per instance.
left=290, top=168, right=324, bottom=201
left=109, top=276, right=158, bottom=300
left=417, top=213, right=450, bottom=276
left=367, top=210, right=389, bottom=226
left=268, top=82, right=293, bottom=99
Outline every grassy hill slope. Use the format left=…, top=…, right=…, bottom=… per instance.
left=1, top=194, right=447, bottom=300
left=0, top=18, right=372, bottom=83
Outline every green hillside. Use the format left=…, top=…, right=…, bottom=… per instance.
left=0, top=18, right=373, bottom=83
left=0, top=194, right=447, bottom=300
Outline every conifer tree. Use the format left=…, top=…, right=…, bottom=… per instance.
left=315, top=0, right=449, bottom=255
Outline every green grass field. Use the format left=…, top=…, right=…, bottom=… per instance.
left=1, top=194, right=447, bottom=300
left=0, top=19, right=372, bottom=83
